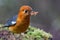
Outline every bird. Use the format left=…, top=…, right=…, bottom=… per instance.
left=2, top=5, right=38, bottom=34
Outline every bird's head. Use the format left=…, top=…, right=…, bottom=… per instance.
left=18, top=5, right=38, bottom=17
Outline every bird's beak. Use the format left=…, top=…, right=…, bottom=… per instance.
left=30, top=11, right=38, bottom=16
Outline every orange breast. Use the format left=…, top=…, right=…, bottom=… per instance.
left=9, top=16, right=30, bottom=34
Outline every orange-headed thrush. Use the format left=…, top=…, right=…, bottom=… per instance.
left=3, top=5, right=38, bottom=34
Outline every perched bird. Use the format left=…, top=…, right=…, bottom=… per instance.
left=3, top=5, right=38, bottom=34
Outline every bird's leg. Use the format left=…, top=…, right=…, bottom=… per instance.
left=12, top=33, right=23, bottom=40
left=11, top=33, right=24, bottom=40
left=18, top=33, right=25, bottom=40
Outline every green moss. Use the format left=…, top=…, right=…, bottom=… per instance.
left=0, top=24, right=53, bottom=40
left=24, top=26, right=53, bottom=40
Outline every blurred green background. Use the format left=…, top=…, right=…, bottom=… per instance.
left=0, top=0, right=60, bottom=40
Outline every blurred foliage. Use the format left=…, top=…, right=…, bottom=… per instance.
left=0, top=24, right=52, bottom=40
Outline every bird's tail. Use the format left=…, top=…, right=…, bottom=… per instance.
left=0, top=26, right=5, bottom=28
left=0, top=24, right=7, bottom=28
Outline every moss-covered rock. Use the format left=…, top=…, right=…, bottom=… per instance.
left=0, top=24, right=53, bottom=40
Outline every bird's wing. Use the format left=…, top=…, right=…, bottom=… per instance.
left=4, top=15, right=17, bottom=27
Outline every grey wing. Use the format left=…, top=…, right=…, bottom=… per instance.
left=4, top=15, right=17, bottom=27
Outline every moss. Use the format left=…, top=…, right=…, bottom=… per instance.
left=0, top=24, right=53, bottom=40
left=24, top=26, right=53, bottom=40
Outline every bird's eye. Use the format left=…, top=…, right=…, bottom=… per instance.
left=24, top=10, right=28, bottom=13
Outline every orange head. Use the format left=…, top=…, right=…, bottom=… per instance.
left=18, top=5, right=38, bottom=17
